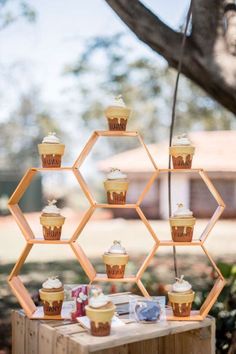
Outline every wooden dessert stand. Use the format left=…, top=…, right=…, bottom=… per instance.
left=8, top=130, right=226, bottom=321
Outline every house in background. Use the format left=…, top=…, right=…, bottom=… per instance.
left=98, top=131, right=236, bottom=219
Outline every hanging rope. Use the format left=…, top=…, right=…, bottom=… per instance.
left=168, top=0, right=193, bottom=278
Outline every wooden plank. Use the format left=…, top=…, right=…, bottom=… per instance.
left=200, top=278, right=225, bottom=318
left=200, top=205, right=225, bottom=242
left=12, top=311, right=26, bottom=354
left=34, top=167, right=73, bottom=171
left=8, top=243, right=33, bottom=280
left=70, top=206, right=95, bottom=242
left=93, top=345, right=128, bottom=354
left=9, top=276, right=36, bottom=317
left=135, top=207, right=159, bottom=242
left=137, top=133, right=158, bottom=170
left=199, top=170, right=226, bottom=207
left=25, top=315, right=39, bottom=354
left=38, top=323, right=55, bottom=354
left=95, top=131, right=138, bottom=137
left=136, top=244, right=159, bottom=279
left=8, top=168, right=37, bottom=204
left=95, top=203, right=137, bottom=209
left=159, top=168, right=203, bottom=173
left=8, top=204, right=35, bottom=240
left=70, top=242, right=96, bottom=280
left=28, top=239, right=70, bottom=244
left=136, top=171, right=159, bottom=206
left=93, top=274, right=136, bottom=282
left=159, top=240, right=202, bottom=246
left=73, top=132, right=98, bottom=168
left=53, top=332, right=69, bottom=354
left=73, top=169, right=96, bottom=205
left=137, top=280, right=150, bottom=297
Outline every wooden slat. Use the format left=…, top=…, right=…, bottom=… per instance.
left=38, top=323, right=55, bottom=354
left=201, top=244, right=225, bottom=279
left=34, top=167, right=73, bottom=171
left=12, top=311, right=26, bottom=354
left=95, top=203, right=137, bottom=209
left=8, top=204, right=35, bottom=240
left=70, top=206, right=95, bottom=242
left=8, top=168, right=37, bottom=204
left=137, top=279, right=150, bottom=297
left=136, top=170, right=159, bottom=206
left=73, top=169, right=96, bottom=205
left=135, top=207, right=159, bottom=242
left=200, top=205, right=225, bottom=242
left=73, top=132, right=98, bottom=168
left=136, top=244, right=159, bottom=279
left=200, top=278, right=226, bottom=318
left=95, top=131, right=138, bottom=137
left=28, top=239, right=70, bottom=244
left=8, top=244, right=33, bottom=280
left=137, top=133, right=158, bottom=170
left=199, top=170, right=226, bottom=207
left=8, top=276, right=36, bottom=317
left=70, top=242, right=96, bottom=280
left=159, top=240, right=202, bottom=246
left=159, top=168, right=203, bottom=173
left=53, top=332, right=69, bottom=354
left=93, top=274, right=136, bottom=282
left=25, top=315, right=39, bottom=354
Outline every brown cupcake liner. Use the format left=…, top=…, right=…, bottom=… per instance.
left=90, top=321, right=111, bottom=336
left=107, top=191, right=127, bottom=204
left=172, top=155, right=193, bottom=169
left=170, top=301, right=193, bottom=317
left=171, top=226, right=194, bottom=242
left=106, top=264, right=126, bottom=279
left=42, top=226, right=62, bottom=240
left=43, top=300, right=63, bottom=316
left=107, top=118, right=127, bottom=131
left=41, top=154, right=62, bottom=168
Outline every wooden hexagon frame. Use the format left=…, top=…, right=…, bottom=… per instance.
left=8, top=130, right=226, bottom=320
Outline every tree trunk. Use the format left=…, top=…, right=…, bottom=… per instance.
left=105, top=0, right=236, bottom=115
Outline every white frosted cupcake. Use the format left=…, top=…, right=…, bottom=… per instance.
left=39, top=277, right=64, bottom=316
left=38, top=132, right=65, bottom=167
left=105, top=95, right=131, bottom=131
left=103, top=241, right=129, bottom=279
left=168, top=275, right=195, bottom=317
left=85, top=288, right=115, bottom=336
left=169, top=203, right=196, bottom=242
left=40, top=200, right=65, bottom=240
left=169, top=134, right=195, bottom=169
left=104, top=168, right=129, bottom=205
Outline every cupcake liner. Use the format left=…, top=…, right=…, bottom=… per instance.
left=171, top=226, right=194, bottom=242
left=168, top=291, right=195, bottom=317
left=169, top=146, right=195, bottom=169
left=107, top=191, right=127, bottom=204
left=105, top=264, right=126, bottom=279
left=85, top=304, right=115, bottom=337
left=107, top=118, right=127, bottom=131
left=39, top=289, right=64, bottom=316
left=41, top=154, right=62, bottom=168
left=42, top=226, right=62, bottom=240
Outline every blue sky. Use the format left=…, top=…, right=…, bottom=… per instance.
left=0, top=0, right=189, bottom=119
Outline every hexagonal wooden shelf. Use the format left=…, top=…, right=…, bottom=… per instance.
left=8, top=130, right=226, bottom=321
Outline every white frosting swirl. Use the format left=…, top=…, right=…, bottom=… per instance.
left=111, top=95, right=126, bottom=108
left=42, top=200, right=61, bottom=215
left=172, top=134, right=191, bottom=146
left=107, top=168, right=127, bottom=180
left=172, top=275, right=192, bottom=293
left=107, top=240, right=126, bottom=254
left=42, top=132, right=60, bottom=144
left=89, top=289, right=109, bottom=308
left=173, top=203, right=193, bottom=217
left=42, top=277, right=63, bottom=289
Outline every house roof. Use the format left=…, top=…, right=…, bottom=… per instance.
left=98, top=130, right=236, bottom=173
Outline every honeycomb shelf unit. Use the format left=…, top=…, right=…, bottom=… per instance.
left=8, top=130, right=226, bottom=321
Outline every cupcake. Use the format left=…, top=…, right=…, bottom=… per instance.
left=85, top=288, right=115, bottom=336
left=40, top=200, right=65, bottom=240
left=39, top=277, right=64, bottom=316
left=169, top=203, right=196, bottom=242
left=105, top=95, right=131, bottom=131
left=103, top=240, right=129, bottom=279
left=38, top=132, right=65, bottom=168
left=104, top=168, right=129, bottom=205
left=168, top=275, right=195, bottom=317
left=169, top=134, right=195, bottom=169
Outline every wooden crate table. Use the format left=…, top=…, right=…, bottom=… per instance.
left=12, top=310, right=215, bottom=354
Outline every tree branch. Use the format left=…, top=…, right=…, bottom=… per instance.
left=105, top=0, right=236, bottom=114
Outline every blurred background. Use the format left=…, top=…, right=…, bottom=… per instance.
left=0, top=1, right=235, bottom=353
